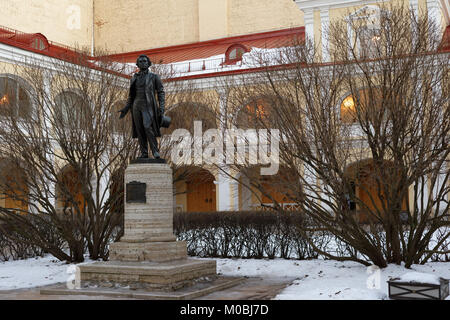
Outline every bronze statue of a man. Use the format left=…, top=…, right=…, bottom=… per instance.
left=119, top=54, right=165, bottom=159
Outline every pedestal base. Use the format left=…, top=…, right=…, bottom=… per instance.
left=80, top=259, right=216, bottom=291
left=40, top=275, right=243, bottom=300
left=70, top=162, right=223, bottom=297
left=78, top=259, right=217, bottom=291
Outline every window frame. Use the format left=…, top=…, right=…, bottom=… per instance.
left=31, top=35, right=48, bottom=51
left=0, top=75, right=33, bottom=120
left=346, top=5, right=382, bottom=59
left=54, top=90, right=88, bottom=127
left=225, top=44, right=248, bottom=65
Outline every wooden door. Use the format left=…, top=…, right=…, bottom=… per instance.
left=261, top=183, right=288, bottom=204
left=358, top=179, right=408, bottom=223
left=3, top=173, right=28, bottom=214
left=187, top=174, right=216, bottom=212
left=358, top=179, right=384, bottom=223
left=59, top=169, right=85, bottom=214
left=4, top=183, right=28, bottom=214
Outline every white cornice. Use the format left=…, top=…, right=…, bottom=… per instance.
left=0, top=42, right=129, bottom=87
left=295, top=0, right=388, bottom=11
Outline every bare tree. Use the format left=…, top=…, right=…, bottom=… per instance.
left=218, top=2, right=449, bottom=267
left=0, top=48, right=213, bottom=261
left=0, top=49, right=136, bottom=262
left=159, top=88, right=222, bottom=204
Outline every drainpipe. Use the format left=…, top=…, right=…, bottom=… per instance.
left=91, top=0, right=95, bottom=56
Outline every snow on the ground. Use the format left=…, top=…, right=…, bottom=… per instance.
left=1, top=255, right=449, bottom=300
left=205, top=258, right=450, bottom=300
left=0, top=255, right=86, bottom=290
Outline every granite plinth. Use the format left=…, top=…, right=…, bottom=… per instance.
left=79, top=259, right=217, bottom=291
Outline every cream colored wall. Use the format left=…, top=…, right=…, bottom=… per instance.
left=0, top=0, right=443, bottom=56
left=418, top=0, right=428, bottom=13
left=0, top=0, right=93, bottom=50
left=227, top=0, right=304, bottom=36
left=0, top=0, right=304, bottom=54
left=323, top=0, right=437, bottom=58
left=0, top=61, right=18, bottom=75
left=314, top=10, right=322, bottom=60
left=328, top=0, right=430, bottom=25
left=199, top=0, right=228, bottom=41
left=93, top=0, right=200, bottom=53
left=93, top=0, right=304, bottom=53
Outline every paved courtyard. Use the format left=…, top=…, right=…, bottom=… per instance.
left=0, top=276, right=294, bottom=300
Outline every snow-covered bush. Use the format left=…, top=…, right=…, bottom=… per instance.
left=174, top=211, right=332, bottom=260
left=0, top=223, right=44, bottom=261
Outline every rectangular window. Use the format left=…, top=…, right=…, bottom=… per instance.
left=358, top=26, right=380, bottom=59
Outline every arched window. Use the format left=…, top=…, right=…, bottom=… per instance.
left=236, top=98, right=275, bottom=129
left=162, top=102, right=217, bottom=136
left=340, top=95, right=357, bottom=123
left=238, top=166, right=302, bottom=211
left=347, top=5, right=382, bottom=59
left=54, top=91, right=87, bottom=127
left=31, top=37, right=47, bottom=51
left=111, top=100, right=127, bottom=134
left=340, top=88, right=384, bottom=124
left=225, top=44, right=247, bottom=64
left=0, top=76, right=31, bottom=119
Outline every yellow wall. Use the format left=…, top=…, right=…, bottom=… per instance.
left=0, top=0, right=93, bottom=50
left=93, top=0, right=304, bottom=53
left=227, top=0, right=304, bottom=36
left=323, top=0, right=438, bottom=58
left=314, top=10, right=322, bottom=60
left=329, top=0, right=430, bottom=25
left=199, top=0, right=228, bottom=41
left=0, top=0, right=444, bottom=56
left=93, top=0, right=200, bottom=53
left=0, top=61, right=18, bottom=75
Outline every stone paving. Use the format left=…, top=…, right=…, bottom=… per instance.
left=0, top=276, right=295, bottom=300
left=199, top=277, right=295, bottom=300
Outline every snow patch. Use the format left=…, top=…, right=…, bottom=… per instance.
left=1, top=255, right=449, bottom=300
left=393, top=271, right=442, bottom=285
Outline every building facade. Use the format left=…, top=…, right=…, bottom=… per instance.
left=0, top=0, right=449, bottom=216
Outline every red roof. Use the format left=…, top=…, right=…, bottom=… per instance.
left=0, top=25, right=128, bottom=79
left=0, top=25, right=93, bottom=62
left=441, top=25, right=450, bottom=51
left=0, top=30, right=45, bottom=44
left=1, top=23, right=448, bottom=82
left=103, top=27, right=305, bottom=64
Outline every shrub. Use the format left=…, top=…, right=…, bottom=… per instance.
left=173, top=210, right=325, bottom=260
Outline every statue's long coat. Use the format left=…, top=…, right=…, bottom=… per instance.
left=122, top=72, right=165, bottom=138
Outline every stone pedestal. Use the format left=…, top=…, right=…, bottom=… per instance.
left=109, top=162, right=187, bottom=262
left=78, top=161, right=217, bottom=291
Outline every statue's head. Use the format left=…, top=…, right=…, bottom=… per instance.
left=136, top=54, right=151, bottom=70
